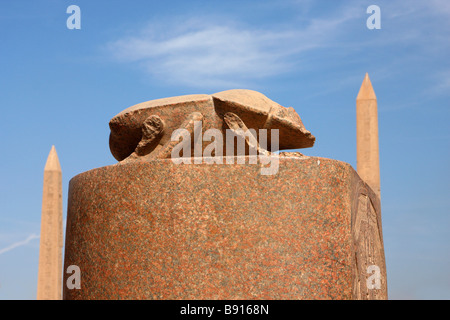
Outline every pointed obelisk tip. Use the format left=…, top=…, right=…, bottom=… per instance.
left=356, top=73, right=377, bottom=100
left=44, top=145, right=61, bottom=171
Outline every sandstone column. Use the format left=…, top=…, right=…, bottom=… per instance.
left=356, top=73, right=380, bottom=199
left=37, top=145, right=63, bottom=300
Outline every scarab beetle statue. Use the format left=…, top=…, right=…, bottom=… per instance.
left=109, top=89, right=315, bottom=162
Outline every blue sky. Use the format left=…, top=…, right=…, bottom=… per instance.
left=0, top=0, right=449, bottom=299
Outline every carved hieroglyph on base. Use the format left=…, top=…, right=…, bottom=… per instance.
left=352, top=181, right=387, bottom=299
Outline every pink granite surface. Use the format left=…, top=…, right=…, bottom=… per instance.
left=63, top=156, right=387, bottom=299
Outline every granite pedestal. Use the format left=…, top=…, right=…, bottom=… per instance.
left=63, top=156, right=387, bottom=299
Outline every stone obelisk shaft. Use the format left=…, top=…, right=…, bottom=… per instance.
left=356, top=73, right=380, bottom=199
left=37, top=146, right=63, bottom=300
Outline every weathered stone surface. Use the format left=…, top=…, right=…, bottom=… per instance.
left=356, top=73, right=380, bottom=199
left=109, top=89, right=315, bottom=162
left=63, top=156, right=387, bottom=300
left=37, top=145, right=63, bottom=300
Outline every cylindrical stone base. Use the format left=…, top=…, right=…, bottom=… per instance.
left=63, top=156, right=387, bottom=299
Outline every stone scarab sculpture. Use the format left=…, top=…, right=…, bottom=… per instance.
left=109, top=89, right=315, bottom=162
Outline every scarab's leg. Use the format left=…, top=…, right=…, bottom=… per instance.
left=136, top=115, right=165, bottom=156
left=124, top=112, right=204, bottom=162
left=123, top=115, right=165, bottom=162
left=278, top=151, right=304, bottom=158
left=152, top=112, right=204, bottom=160
left=223, top=112, right=271, bottom=156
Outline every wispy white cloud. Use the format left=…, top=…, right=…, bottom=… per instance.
left=423, top=69, right=450, bottom=98
left=0, top=218, right=66, bottom=256
left=104, top=0, right=449, bottom=102
left=105, top=7, right=359, bottom=88
left=0, top=233, right=40, bottom=255
left=428, top=0, right=450, bottom=18
left=109, top=24, right=294, bottom=88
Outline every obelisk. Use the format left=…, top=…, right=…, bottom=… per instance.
left=37, top=145, right=63, bottom=300
left=356, top=73, right=380, bottom=199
